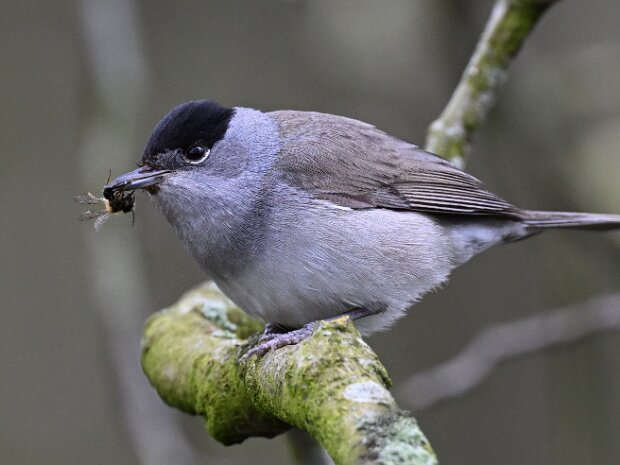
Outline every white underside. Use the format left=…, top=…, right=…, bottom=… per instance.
left=215, top=195, right=460, bottom=334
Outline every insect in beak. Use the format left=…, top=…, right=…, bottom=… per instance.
left=75, top=170, right=143, bottom=230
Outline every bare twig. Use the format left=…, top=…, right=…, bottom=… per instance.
left=425, top=0, right=562, bottom=166
left=399, top=294, right=620, bottom=411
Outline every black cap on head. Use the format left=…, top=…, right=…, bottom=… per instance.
left=142, top=100, right=234, bottom=163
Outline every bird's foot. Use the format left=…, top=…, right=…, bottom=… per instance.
left=241, top=322, right=315, bottom=360
left=241, top=307, right=377, bottom=360
left=257, top=321, right=290, bottom=344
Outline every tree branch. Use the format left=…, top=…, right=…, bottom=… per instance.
left=426, top=0, right=561, bottom=165
left=142, top=283, right=437, bottom=465
left=398, top=293, right=620, bottom=411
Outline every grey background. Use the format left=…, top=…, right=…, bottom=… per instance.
left=1, top=1, right=619, bottom=464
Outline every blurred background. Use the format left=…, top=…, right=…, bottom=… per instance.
left=1, top=1, right=619, bottom=464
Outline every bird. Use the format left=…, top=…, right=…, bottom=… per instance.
left=104, top=99, right=620, bottom=355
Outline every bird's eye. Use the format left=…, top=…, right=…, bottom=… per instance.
left=184, top=145, right=210, bottom=164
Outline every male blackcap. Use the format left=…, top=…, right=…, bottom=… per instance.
left=105, top=100, right=620, bottom=354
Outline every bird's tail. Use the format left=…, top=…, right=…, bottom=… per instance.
left=520, top=210, right=620, bottom=231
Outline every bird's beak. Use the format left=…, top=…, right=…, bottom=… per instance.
left=103, top=167, right=172, bottom=198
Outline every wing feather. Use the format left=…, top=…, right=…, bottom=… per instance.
left=270, top=110, right=521, bottom=219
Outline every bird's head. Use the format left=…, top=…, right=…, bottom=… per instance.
left=104, top=100, right=236, bottom=201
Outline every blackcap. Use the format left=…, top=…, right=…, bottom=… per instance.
left=105, top=100, right=620, bottom=354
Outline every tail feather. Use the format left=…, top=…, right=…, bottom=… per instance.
left=520, top=210, right=620, bottom=231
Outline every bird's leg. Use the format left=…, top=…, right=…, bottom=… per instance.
left=256, top=321, right=291, bottom=344
left=241, top=307, right=379, bottom=360
left=242, top=322, right=315, bottom=360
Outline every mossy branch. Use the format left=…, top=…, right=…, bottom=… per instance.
left=426, top=0, right=561, bottom=165
left=141, top=283, right=436, bottom=465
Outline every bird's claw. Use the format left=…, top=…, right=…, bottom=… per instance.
left=241, top=322, right=315, bottom=360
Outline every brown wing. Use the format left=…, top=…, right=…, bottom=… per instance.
left=270, top=110, right=521, bottom=218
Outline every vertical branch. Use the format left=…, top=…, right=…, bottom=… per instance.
left=425, top=0, right=561, bottom=166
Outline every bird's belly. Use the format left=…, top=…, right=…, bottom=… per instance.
left=215, top=207, right=456, bottom=334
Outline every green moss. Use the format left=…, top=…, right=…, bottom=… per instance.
left=192, top=343, right=287, bottom=444
left=141, top=310, right=216, bottom=413
left=240, top=318, right=403, bottom=465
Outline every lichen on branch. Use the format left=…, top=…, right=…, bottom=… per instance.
left=141, top=283, right=437, bottom=465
